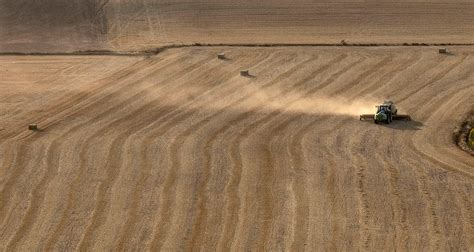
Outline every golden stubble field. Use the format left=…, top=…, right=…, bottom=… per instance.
left=1, top=0, right=474, bottom=251
left=0, top=46, right=473, bottom=250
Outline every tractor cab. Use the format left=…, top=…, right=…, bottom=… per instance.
left=376, top=105, right=391, bottom=113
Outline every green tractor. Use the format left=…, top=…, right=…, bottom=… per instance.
left=360, top=101, right=411, bottom=124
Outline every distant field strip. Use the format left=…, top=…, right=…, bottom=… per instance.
left=2, top=1, right=474, bottom=52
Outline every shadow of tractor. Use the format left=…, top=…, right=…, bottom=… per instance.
left=360, top=118, right=424, bottom=131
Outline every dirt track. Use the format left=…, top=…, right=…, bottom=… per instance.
left=0, top=46, right=473, bottom=250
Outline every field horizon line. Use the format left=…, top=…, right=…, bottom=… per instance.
left=1, top=42, right=473, bottom=57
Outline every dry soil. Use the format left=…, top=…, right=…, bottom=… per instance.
left=0, top=0, right=473, bottom=251
left=0, top=46, right=473, bottom=251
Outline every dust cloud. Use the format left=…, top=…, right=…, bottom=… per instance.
left=178, top=83, right=381, bottom=117
left=231, top=85, right=380, bottom=117
left=277, top=95, right=379, bottom=116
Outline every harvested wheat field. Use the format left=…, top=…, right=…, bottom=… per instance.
left=0, top=46, right=473, bottom=251
left=1, top=0, right=474, bottom=251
